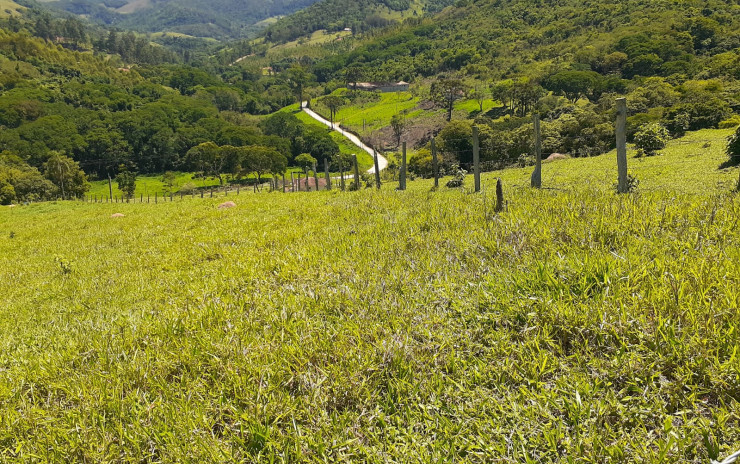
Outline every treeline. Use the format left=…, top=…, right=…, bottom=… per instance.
left=0, top=29, right=341, bottom=204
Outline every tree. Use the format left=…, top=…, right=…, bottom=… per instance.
left=186, top=141, right=226, bottom=185
left=115, top=165, right=137, bottom=199
left=634, top=123, right=669, bottom=157
left=390, top=113, right=407, bottom=148
left=42, top=153, right=89, bottom=199
left=430, top=79, right=467, bottom=122
left=295, top=153, right=317, bottom=172
left=470, top=85, right=488, bottom=112
left=319, top=95, right=345, bottom=127
left=162, top=171, right=177, bottom=194
left=544, top=71, right=601, bottom=104
left=491, top=80, right=514, bottom=112
left=287, top=66, right=314, bottom=105
left=260, top=112, right=304, bottom=140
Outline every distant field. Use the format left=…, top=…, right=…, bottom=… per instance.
left=0, top=0, right=24, bottom=17
left=1, top=128, right=739, bottom=461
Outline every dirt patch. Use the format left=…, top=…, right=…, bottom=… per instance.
left=218, top=201, right=237, bottom=209
left=111, top=213, right=125, bottom=218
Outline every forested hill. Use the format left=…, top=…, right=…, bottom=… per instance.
left=263, top=0, right=455, bottom=43
left=24, top=0, right=323, bottom=39
left=310, top=0, right=740, bottom=83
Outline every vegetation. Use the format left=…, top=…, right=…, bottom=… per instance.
left=1, top=128, right=739, bottom=461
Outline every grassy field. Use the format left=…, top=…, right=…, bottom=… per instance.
left=0, top=0, right=24, bottom=17
left=1, top=128, right=739, bottom=462
left=87, top=172, right=224, bottom=198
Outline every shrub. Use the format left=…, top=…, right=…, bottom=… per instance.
left=445, top=164, right=466, bottom=188
left=634, top=123, right=670, bottom=157
left=718, top=115, right=740, bottom=129
left=727, top=125, right=740, bottom=165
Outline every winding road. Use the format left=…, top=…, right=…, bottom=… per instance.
left=301, top=102, right=388, bottom=174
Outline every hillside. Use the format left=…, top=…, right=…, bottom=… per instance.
left=263, top=0, right=455, bottom=43
left=2, top=128, right=740, bottom=461
left=29, top=0, right=323, bottom=39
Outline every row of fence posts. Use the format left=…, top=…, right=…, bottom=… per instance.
left=83, top=98, right=632, bottom=203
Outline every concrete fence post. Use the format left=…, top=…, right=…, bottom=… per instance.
left=373, top=149, right=381, bottom=189
left=352, top=154, right=360, bottom=191
left=473, top=126, right=481, bottom=193
left=531, top=114, right=542, bottom=188
left=616, top=97, right=629, bottom=193
left=313, top=161, right=320, bottom=192
left=432, top=138, right=439, bottom=189
left=399, top=141, right=407, bottom=190
left=324, top=158, right=332, bottom=191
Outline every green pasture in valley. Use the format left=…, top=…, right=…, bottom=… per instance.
left=1, top=128, right=739, bottom=462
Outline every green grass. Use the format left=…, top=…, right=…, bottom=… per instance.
left=1, top=128, right=739, bottom=462
left=87, top=172, right=223, bottom=198
left=0, top=0, right=24, bottom=16
left=282, top=104, right=374, bottom=170
left=319, top=91, right=421, bottom=134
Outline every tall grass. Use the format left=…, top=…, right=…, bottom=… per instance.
left=0, top=128, right=738, bottom=462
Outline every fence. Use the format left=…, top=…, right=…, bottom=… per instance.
left=76, top=97, right=734, bottom=204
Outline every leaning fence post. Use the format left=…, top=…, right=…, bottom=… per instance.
left=473, top=126, right=481, bottom=192
left=399, top=141, right=407, bottom=190
left=313, top=162, right=320, bottom=192
left=373, top=149, right=381, bottom=189
left=531, top=114, right=542, bottom=188
left=432, top=138, right=439, bottom=189
left=495, top=178, right=504, bottom=213
left=324, top=159, right=332, bottom=191
left=616, top=97, right=629, bottom=194
left=352, top=154, right=360, bottom=191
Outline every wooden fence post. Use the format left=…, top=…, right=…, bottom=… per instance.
left=155, top=192, right=158, bottom=203
left=473, top=126, right=481, bottom=192
left=282, top=173, right=286, bottom=193
left=340, top=169, right=346, bottom=191
left=290, top=172, right=295, bottom=192
left=616, top=97, right=629, bottom=194
left=531, top=114, right=542, bottom=188
left=373, top=149, right=381, bottom=189
left=352, top=154, right=360, bottom=191
left=313, top=162, right=320, bottom=192
left=432, top=138, right=439, bottom=189
left=324, top=158, right=332, bottom=191
left=399, top=141, right=407, bottom=190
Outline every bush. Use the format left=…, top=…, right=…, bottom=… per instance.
left=634, top=123, right=670, bottom=157
left=445, top=164, right=466, bottom=188
left=718, top=115, right=740, bottom=129
left=727, top=126, right=740, bottom=165
left=178, top=182, right=197, bottom=194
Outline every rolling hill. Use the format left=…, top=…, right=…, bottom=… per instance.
left=29, top=0, right=323, bottom=39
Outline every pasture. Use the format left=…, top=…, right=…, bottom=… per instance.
left=1, top=128, right=739, bottom=462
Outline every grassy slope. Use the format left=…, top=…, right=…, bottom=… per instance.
left=1, top=129, right=739, bottom=461
left=0, top=0, right=24, bottom=17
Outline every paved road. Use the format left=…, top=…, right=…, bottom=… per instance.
left=301, top=103, right=388, bottom=174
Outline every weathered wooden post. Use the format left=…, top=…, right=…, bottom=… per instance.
left=155, top=192, right=158, bottom=203
left=531, top=114, right=542, bottom=188
left=495, top=178, right=504, bottom=213
left=298, top=172, right=302, bottom=192
left=352, top=154, right=360, bottom=191
left=473, top=126, right=481, bottom=193
left=431, top=138, right=439, bottom=189
left=616, top=97, right=629, bottom=194
left=340, top=168, right=346, bottom=191
left=324, top=158, right=332, bottom=191
left=313, top=161, right=320, bottom=192
left=282, top=173, right=286, bottom=193
left=373, top=149, right=381, bottom=189
left=147, top=195, right=150, bottom=203
left=200, top=190, right=203, bottom=199
left=108, top=175, right=113, bottom=201
left=140, top=193, right=143, bottom=203
left=210, top=188, right=213, bottom=198
left=399, top=141, right=407, bottom=190
left=290, top=171, right=295, bottom=192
